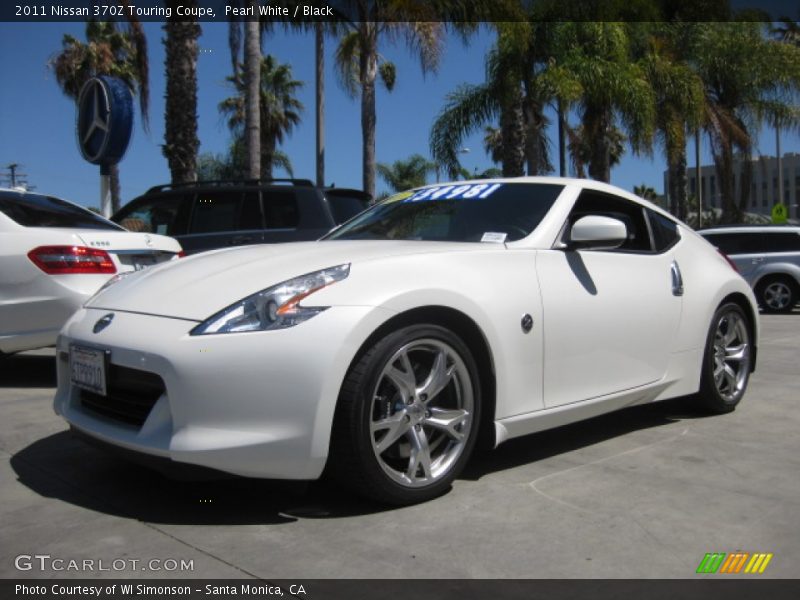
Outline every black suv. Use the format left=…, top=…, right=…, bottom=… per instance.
left=112, top=179, right=371, bottom=255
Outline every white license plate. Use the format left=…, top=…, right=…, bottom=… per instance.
left=132, top=256, right=157, bottom=271
left=70, top=345, right=108, bottom=396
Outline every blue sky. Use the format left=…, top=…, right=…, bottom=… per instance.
left=1, top=21, right=798, bottom=208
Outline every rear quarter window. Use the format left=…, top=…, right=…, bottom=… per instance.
left=0, top=193, right=123, bottom=230
left=647, top=210, right=680, bottom=252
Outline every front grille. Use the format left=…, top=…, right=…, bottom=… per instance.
left=80, top=365, right=165, bottom=427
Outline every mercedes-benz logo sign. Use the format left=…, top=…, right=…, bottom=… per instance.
left=76, top=76, right=134, bottom=166
left=77, top=79, right=112, bottom=164
left=93, top=313, right=115, bottom=334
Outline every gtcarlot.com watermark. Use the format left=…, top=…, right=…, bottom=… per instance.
left=14, top=554, right=194, bottom=573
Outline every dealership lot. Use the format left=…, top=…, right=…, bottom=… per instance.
left=1, top=312, right=798, bottom=579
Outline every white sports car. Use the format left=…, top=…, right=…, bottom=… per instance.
left=53, top=178, right=758, bottom=504
left=0, top=188, right=182, bottom=355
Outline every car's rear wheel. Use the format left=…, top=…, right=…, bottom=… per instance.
left=696, top=302, right=753, bottom=414
left=756, top=276, right=797, bottom=313
left=329, top=324, right=481, bottom=505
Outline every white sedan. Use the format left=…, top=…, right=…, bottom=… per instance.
left=0, top=188, right=182, bottom=355
left=53, top=178, right=758, bottom=505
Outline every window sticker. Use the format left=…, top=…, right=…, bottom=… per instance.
left=480, top=232, right=508, bottom=243
left=383, top=190, right=414, bottom=204
left=404, top=183, right=503, bottom=203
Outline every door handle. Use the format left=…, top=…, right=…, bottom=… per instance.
left=670, top=261, right=684, bottom=296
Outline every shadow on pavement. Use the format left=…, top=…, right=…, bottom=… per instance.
left=10, top=397, right=706, bottom=524
left=10, top=431, right=388, bottom=525
left=0, top=353, right=56, bottom=388
left=462, top=397, right=705, bottom=480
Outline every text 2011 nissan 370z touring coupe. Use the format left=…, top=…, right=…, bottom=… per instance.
left=54, top=178, right=759, bottom=505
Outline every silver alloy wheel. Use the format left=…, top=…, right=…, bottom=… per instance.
left=763, top=281, right=792, bottom=310
left=712, top=310, right=750, bottom=402
left=369, top=338, right=474, bottom=488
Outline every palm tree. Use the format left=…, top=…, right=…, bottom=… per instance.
left=689, top=22, right=800, bottom=222
left=50, top=20, right=149, bottom=212
left=430, top=20, right=581, bottom=181
left=634, top=184, right=658, bottom=202
left=635, top=23, right=704, bottom=219
left=244, top=3, right=261, bottom=179
left=332, top=3, right=445, bottom=198
left=554, top=22, right=656, bottom=183
left=219, top=55, right=304, bottom=179
left=163, top=1, right=200, bottom=184
left=772, top=17, right=800, bottom=46
left=377, top=154, right=435, bottom=192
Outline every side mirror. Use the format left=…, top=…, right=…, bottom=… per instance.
left=568, top=215, right=627, bottom=250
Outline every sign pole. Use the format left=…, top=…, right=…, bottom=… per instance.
left=100, top=164, right=111, bottom=218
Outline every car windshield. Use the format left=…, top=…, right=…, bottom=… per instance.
left=0, top=192, right=123, bottom=230
left=325, top=182, right=563, bottom=243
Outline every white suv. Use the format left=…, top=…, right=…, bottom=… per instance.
left=699, top=226, right=800, bottom=312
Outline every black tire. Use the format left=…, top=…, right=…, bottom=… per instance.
left=756, top=276, right=797, bottom=313
left=328, top=324, right=481, bottom=505
left=696, top=302, right=753, bottom=414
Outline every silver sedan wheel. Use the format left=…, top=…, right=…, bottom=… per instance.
left=763, top=281, right=792, bottom=310
left=369, top=339, right=474, bottom=488
left=712, top=310, right=750, bottom=402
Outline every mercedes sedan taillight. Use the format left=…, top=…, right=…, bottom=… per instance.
left=27, top=246, right=116, bottom=274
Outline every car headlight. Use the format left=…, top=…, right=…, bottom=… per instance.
left=190, top=264, right=350, bottom=335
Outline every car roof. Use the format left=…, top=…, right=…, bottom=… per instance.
left=699, top=225, right=800, bottom=234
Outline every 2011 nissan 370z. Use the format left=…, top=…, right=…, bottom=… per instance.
left=53, top=178, right=759, bottom=505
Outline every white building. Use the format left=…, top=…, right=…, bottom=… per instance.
left=663, top=153, right=800, bottom=219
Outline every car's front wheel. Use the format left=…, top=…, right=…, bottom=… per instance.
left=756, top=276, right=797, bottom=313
left=329, top=324, right=481, bottom=505
left=696, top=302, right=753, bottom=414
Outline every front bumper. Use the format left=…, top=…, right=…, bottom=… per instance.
left=54, top=305, right=391, bottom=480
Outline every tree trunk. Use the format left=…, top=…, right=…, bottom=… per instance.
left=738, top=145, right=753, bottom=216
left=667, top=134, right=688, bottom=220
left=315, top=23, right=325, bottom=188
left=163, top=3, right=200, bottom=184
left=500, top=84, right=525, bottom=178
left=261, top=137, right=276, bottom=180
left=558, top=100, right=567, bottom=177
left=360, top=24, right=378, bottom=198
left=674, top=150, right=687, bottom=221
left=110, top=163, right=121, bottom=213
left=586, top=104, right=612, bottom=183
left=712, top=139, right=739, bottom=224
left=244, top=3, right=261, bottom=180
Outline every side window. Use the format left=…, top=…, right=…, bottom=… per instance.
left=326, top=192, right=370, bottom=224
left=702, top=233, right=745, bottom=254
left=189, top=192, right=262, bottom=233
left=116, top=195, right=186, bottom=235
left=191, top=193, right=240, bottom=233
left=262, top=190, right=299, bottom=229
left=567, top=191, right=652, bottom=252
left=240, top=191, right=263, bottom=230
left=647, top=209, right=680, bottom=252
left=771, top=232, right=800, bottom=252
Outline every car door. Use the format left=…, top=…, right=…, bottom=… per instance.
left=535, top=191, right=683, bottom=407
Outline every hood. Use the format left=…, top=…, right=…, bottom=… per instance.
left=86, top=240, right=493, bottom=320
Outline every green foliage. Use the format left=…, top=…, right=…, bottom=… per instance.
left=219, top=54, right=304, bottom=179
left=377, top=154, right=435, bottom=192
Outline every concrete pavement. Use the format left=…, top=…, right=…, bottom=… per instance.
left=1, top=313, right=798, bottom=579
